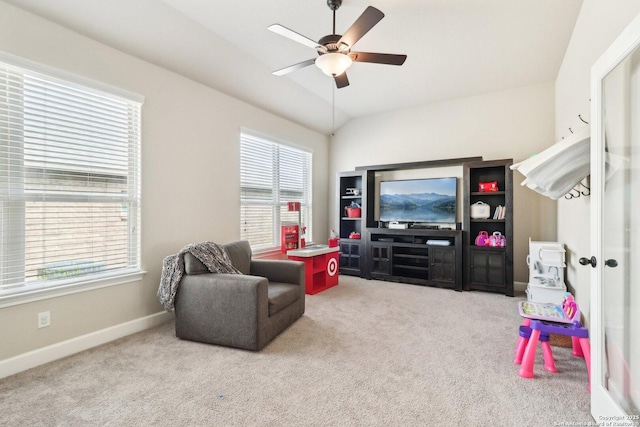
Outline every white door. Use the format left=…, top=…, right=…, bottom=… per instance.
left=589, top=12, right=640, bottom=420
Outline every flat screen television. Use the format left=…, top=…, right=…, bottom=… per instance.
left=379, top=177, right=457, bottom=223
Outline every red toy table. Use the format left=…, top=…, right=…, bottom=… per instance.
left=287, top=245, right=340, bottom=295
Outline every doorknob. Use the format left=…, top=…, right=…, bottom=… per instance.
left=579, top=256, right=597, bottom=268
left=605, top=259, right=618, bottom=268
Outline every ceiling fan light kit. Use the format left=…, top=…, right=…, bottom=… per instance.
left=316, top=52, right=353, bottom=76
left=268, top=0, right=407, bottom=88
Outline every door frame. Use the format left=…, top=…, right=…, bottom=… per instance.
left=590, top=10, right=640, bottom=419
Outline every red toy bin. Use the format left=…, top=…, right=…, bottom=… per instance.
left=328, top=237, right=339, bottom=248
left=478, top=181, right=499, bottom=192
left=345, top=207, right=361, bottom=218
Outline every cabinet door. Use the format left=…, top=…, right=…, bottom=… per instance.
left=370, top=243, right=391, bottom=276
left=469, top=250, right=505, bottom=287
left=429, top=247, right=456, bottom=282
left=339, top=241, right=361, bottom=272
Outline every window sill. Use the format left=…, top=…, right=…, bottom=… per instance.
left=253, top=247, right=286, bottom=259
left=0, top=270, right=146, bottom=309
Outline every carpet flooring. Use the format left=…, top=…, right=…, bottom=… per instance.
left=0, top=276, right=593, bottom=426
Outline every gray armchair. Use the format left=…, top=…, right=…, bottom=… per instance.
left=174, top=241, right=305, bottom=351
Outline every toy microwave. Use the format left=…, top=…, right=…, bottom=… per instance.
left=478, top=181, right=499, bottom=192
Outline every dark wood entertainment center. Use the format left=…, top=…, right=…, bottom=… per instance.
left=337, top=157, right=514, bottom=296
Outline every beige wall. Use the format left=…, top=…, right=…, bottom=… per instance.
left=0, top=2, right=329, bottom=361
left=555, top=0, right=640, bottom=318
left=329, top=83, right=558, bottom=284
left=6, top=0, right=640, bottom=368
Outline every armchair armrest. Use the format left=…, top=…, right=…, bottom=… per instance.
left=250, top=259, right=304, bottom=286
left=175, top=273, right=269, bottom=350
left=176, top=273, right=269, bottom=320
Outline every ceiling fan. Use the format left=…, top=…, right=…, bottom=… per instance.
left=268, top=0, right=407, bottom=88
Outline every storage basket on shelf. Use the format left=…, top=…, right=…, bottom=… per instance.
left=345, top=201, right=361, bottom=218
left=345, top=207, right=361, bottom=218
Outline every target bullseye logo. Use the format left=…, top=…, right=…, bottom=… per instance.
left=327, top=257, right=338, bottom=277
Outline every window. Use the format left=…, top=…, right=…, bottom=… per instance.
left=240, top=131, right=312, bottom=251
left=0, top=54, right=143, bottom=302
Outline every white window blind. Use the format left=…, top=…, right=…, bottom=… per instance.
left=240, top=132, right=312, bottom=251
left=0, top=57, right=142, bottom=297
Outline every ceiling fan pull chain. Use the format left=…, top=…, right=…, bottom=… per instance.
left=331, top=83, right=335, bottom=136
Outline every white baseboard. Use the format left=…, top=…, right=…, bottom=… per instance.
left=0, top=311, right=173, bottom=379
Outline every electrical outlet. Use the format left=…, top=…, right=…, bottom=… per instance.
left=38, top=311, right=51, bottom=328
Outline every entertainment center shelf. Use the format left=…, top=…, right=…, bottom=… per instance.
left=369, top=228, right=459, bottom=244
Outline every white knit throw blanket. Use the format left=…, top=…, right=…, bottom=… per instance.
left=157, top=241, right=241, bottom=311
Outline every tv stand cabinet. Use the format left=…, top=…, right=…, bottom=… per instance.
left=366, top=228, right=463, bottom=291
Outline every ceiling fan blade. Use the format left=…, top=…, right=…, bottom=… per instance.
left=273, top=59, right=316, bottom=76
left=268, top=24, right=324, bottom=51
left=337, top=6, right=384, bottom=50
left=334, top=72, right=349, bottom=89
left=349, top=52, right=407, bottom=66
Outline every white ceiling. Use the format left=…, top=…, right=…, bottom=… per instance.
left=4, top=0, right=583, bottom=135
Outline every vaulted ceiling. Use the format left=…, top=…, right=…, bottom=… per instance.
left=4, top=0, right=583, bottom=134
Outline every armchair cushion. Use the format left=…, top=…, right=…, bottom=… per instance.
left=184, top=253, right=208, bottom=275
left=184, top=240, right=251, bottom=275
left=250, top=259, right=302, bottom=284
left=224, top=240, right=252, bottom=275
left=267, top=283, right=300, bottom=316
